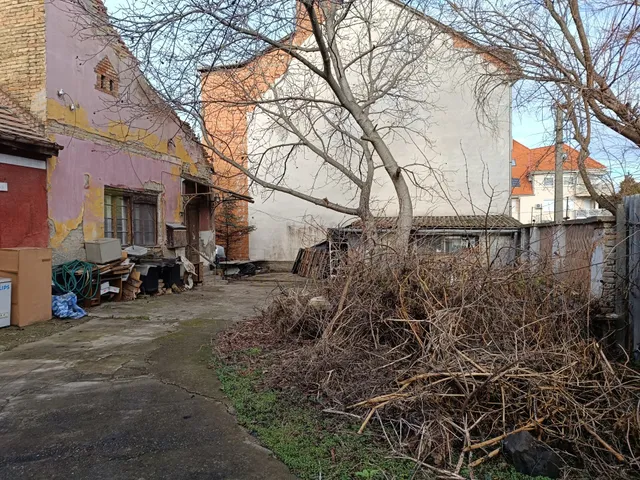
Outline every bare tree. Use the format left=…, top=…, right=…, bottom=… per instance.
left=67, top=0, right=514, bottom=251
left=448, top=0, right=640, bottom=213
left=216, top=199, right=256, bottom=259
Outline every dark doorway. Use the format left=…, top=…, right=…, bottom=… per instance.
left=186, top=200, right=200, bottom=264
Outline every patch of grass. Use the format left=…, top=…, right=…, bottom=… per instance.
left=244, top=346, right=262, bottom=356
left=215, top=354, right=417, bottom=480
left=215, top=351, right=555, bottom=480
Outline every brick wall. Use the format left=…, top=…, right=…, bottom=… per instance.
left=201, top=9, right=313, bottom=260
left=0, top=0, right=46, bottom=121
left=94, top=56, right=119, bottom=96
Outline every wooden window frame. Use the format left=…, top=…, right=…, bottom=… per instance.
left=104, top=188, right=158, bottom=247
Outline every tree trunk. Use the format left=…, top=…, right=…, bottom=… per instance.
left=349, top=111, right=413, bottom=252
left=576, top=150, right=616, bottom=214
left=365, top=129, right=413, bottom=253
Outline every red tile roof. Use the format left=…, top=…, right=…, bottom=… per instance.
left=511, top=140, right=605, bottom=196
left=0, top=89, right=61, bottom=155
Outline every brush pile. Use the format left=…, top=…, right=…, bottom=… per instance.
left=259, top=253, right=640, bottom=478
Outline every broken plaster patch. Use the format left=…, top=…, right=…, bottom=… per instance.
left=143, top=181, right=163, bottom=192
left=51, top=222, right=86, bottom=264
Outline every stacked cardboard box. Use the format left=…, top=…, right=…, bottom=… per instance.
left=0, top=248, right=52, bottom=326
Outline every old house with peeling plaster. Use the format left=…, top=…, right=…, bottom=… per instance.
left=0, top=0, right=231, bottom=265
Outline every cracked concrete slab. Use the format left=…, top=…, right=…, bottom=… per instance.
left=0, top=275, right=304, bottom=480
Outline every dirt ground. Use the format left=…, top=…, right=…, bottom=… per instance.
left=0, top=273, right=305, bottom=480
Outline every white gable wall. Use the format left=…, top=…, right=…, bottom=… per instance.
left=246, top=0, right=512, bottom=261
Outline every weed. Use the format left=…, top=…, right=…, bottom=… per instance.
left=354, top=468, right=382, bottom=479
left=215, top=357, right=417, bottom=479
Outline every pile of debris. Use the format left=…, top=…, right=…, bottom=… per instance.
left=154, top=278, right=187, bottom=296
left=250, top=253, right=640, bottom=479
left=52, top=244, right=201, bottom=308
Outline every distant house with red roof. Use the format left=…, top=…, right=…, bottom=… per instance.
left=510, top=140, right=608, bottom=224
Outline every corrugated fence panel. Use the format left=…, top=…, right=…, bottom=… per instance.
left=625, top=195, right=640, bottom=356
left=563, top=223, right=596, bottom=295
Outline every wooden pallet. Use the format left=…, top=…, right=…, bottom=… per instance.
left=292, top=248, right=329, bottom=279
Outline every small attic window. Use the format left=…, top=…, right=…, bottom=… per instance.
left=94, top=56, right=119, bottom=96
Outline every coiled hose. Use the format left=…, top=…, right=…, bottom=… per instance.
left=52, top=260, right=100, bottom=300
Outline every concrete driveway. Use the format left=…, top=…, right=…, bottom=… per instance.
left=0, top=275, right=299, bottom=480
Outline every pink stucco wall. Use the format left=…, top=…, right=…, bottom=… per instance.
left=43, top=1, right=208, bottom=262
left=44, top=1, right=203, bottom=160
left=49, top=134, right=183, bottom=228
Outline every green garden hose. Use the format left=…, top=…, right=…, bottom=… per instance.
left=52, top=260, right=100, bottom=300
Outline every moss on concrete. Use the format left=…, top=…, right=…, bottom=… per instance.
left=0, top=318, right=88, bottom=352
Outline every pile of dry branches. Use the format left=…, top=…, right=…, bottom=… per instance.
left=260, top=253, right=640, bottom=478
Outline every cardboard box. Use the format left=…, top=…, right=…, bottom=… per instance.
left=0, top=248, right=52, bottom=327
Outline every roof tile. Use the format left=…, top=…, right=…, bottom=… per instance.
left=0, top=89, right=59, bottom=151
left=347, top=214, right=521, bottom=230
left=512, top=140, right=605, bottom=196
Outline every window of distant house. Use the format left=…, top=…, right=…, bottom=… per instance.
left=412, top=235, right=443, bottom=253
left=543, top=176, right=554, bottom=187
left=94, top=56, right=119, bottom=96
left=512, top=178, right=520, bottom=187
left=104, top=189, right=157, bottom=246
left=563, top=173, right=577, bottom=187
left=511, top=159, right=516, bottom=166
left=542, top=199, right=554, bottom=212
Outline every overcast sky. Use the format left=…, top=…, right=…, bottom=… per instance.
left=103, top=0, right=636, bottom=183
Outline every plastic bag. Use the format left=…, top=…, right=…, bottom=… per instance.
left=52, top=292, right=87, bottom=319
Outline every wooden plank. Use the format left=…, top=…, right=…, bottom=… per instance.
left=292, top=248, right=304, bottom=274
left=301, top=250, right=311, bottom=277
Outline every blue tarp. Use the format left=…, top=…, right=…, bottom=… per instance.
left=52, top=293, right=87, bottom=319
